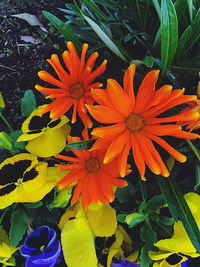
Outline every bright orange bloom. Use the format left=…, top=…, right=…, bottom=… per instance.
left=178, top=80, right=200, bottom=130
left=55, top=136, right=129, bottom=209
left=86, top=64, right=199, bottom=180
left=35, top=42, right=107, bottom=137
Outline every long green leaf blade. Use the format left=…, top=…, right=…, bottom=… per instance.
left=66, top=138, right=97, bottom=150
left=43, top=11, right=82, bottom=53
left=161, top=0, right=178, bottom=75
left=80, top=0, right=109, bottom=21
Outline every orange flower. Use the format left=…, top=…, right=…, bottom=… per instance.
left=86, top=64, right=199, bottom=180
left=35, top=42, right=107, bottom=137
left=178, top=80, right=200, bottom=130
left=55, top=136, right=129, bottom=209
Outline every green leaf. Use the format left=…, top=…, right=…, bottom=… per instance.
left=157, top=175, right=200, bottom=253
left=11, top=130, right=26, bottom=150
left=9, top=209, right=28, bottom=247
left=115, top=180, right=136, bottom=203
left=21, top=90, right=36, bottom=118
left=187, top=0, right=193, bottom=22
left=0, top=132, right=12, bottom=150
left=159, top=214, right=174, bottom=225
left=170, top=61, right=200, bottom=74
left=80, top=0, right=109, bottom=21
left=146, top=195, right=166, bottom=214
left=125, top=212, right=145, bottom=227
left=142, top=56, right=155, bottom=68
left=140, top=221, right=157, bottom=266
left=194, top=163, right=200, bottom=191
left=23, top=201, right=43, bottom=209
left=175, top=10, right=200, bottom=60
left=81, top=13, right=129, bottom=62
left=161, top=0, right=178, bottom=75
left=174, top=0, right=188, bottom=21
left=155, top=176, right=179, bottom=222
left=43, top=11, right=82, bottom=53
left=117, top=213, right=127, bottom=223
left=66, top=138, right=97, bottom=150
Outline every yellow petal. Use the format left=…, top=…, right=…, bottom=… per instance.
left=148, top=250, right=174, bottom=261
left=0, top=92, right=5, bottom=108
left=26, top=124, right=70, bottom=157
left=61, top=217, right=98, bottom=267
left=86, top=204, right=117, bottom=237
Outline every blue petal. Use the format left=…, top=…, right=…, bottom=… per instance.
left=111, top=258, right=140, bottom=267
left=26, top=258, right=57, bottom=267
left=181, top=260, right=189, bottom=267
left=30, top=239, right=61, bottom=265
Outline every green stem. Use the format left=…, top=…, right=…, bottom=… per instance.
left=139, top=178, right=147, bottom=201
left=0, top=209, right=7, bottom=225
left=143, top=0, right=151, bottom=31
left=186, top=139, right=200, bottom=161
left=0, top=112, right=13, bottom=133
left=135, top=0, right=143, bottom=30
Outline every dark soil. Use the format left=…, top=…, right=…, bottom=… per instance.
left=0, top=0, right=69, bottom=131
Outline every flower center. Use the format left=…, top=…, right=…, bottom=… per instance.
left=85, top=157, right=101, bottom=173
left=69, top=82, right=85, bottom=100
left=125, top=113, right=144, bottom=132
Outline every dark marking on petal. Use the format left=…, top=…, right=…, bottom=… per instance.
left=29, top=112, right=51, bottom=130
left=105, top=235, right=116, bottom=248
left=166, top=253, right=182, bottom=265
left=27, top=130, right=42, bottom=134
left=23, top=169, right=38, bottom=182
left=0, top=160, right=32, bottom=185
left=48, top=118, right=61, bottom=128
left=0, top=184, right=16, bottom=196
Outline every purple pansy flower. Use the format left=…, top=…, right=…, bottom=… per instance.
left=20, top=225, right=61, bottom=267
left=111, top=257, right=140, bottom=267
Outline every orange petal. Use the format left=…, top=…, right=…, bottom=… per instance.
left=56, top=168, right=87, bottom=188
left=143, top=125, right=182, bottom=136
left=123, top=64, right=135, bottom=111
left=88, top=60, right=107, bottom=84
left=71, top=177, right=84, bottom=205
left=131, top=133, right=146, bottom=180
left=106, top=79, right=132, bottom=116
left=91, top=123, right=126, bottom=139
left=118, top=140, right=131, bottom=177
left=91, top=88, right=114, bottom=108
left=79, top=43, right=88, bottom=78
left=104, top=130, right=129, bottom=164
left=134, top=70, right=160, bottom=113
left=35, top=85, right=68, bottom=97
left=86, top=105, right=125, bottom=124
left=87, top=173, right=101, bottom=204
left=38, top=70, right=63, bottom=88
left=86, top=52, right=99, bottom=69
left=170, top=130, right=199, bottom=140
left=55, top=154, right=81, bottom=163
left=144, top=132, right=187, bottom=163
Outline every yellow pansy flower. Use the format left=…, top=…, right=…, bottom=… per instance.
left=59, top=202, right=118, bottom=267
left=0, top=228, right=18, bottom=266
left=149, top=192, right=200, bottom=266
left=17, top=106, right=71, bottom=157
left=0, top=153, right=69, bottom=209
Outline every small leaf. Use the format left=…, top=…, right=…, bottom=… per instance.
left=161, top=0, right=178, bottom=74
left=125, top=212, right=145, bottom=228
left=21, top=90, right=36, bottom=118
left=43, top=11, right=82, bottom=54
left=66, top=138, right=97, bottom=150
left=194, top=163, right=200, bottom=191
left=146, top=195, right=166, bottom=214
left=23, top=201, right=43, bottom=209
left=0, top=132, right=12, bottom=150
left=0, top=92, right=5, bottom=109
left=142, top=56, right=155, bottom=68
left=81, top=13, right=129, bottom=62
left=11, top=13, right=43, bottom=26
left=159, top=214, right=174, bottom=225
left=115, top=180, right=136, bottom=203
left=11, top=130, right=26, bottom=150
left=9, top=209, right=28, bottom=247
left=117, top=213, right=127, bottom=223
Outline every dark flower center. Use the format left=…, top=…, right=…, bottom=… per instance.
left=85, top=157, right=101, bottom=173
left=166, top=253, right=183, bottom=265
left=125, top=113, right=144, bottom=132
left=69, top=82, right=85, bottom=100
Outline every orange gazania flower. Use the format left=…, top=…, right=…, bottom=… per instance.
left=55, top=136, right=129, bottom=209
left=86, top=64, right=199, bottom=180
left=35, top=42, right=107, bottom=136
left=178, top=80, right=200, bottom=130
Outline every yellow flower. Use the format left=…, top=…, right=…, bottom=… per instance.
left=59, top=202, right=117, bottom=267
left=149, top=192, right=200, bottom=266
left=0, top=153, right=68, bottom=209
left=0, top=228, right=18, bottom=266
left=0, top=92, right=5, bottom=109
left=17, top=106, right=70, bottom=157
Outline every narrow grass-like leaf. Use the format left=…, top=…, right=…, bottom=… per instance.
left=66, top=138, right=97, bottom=150
left=194, top=163, right=200, bottom=191
left=175, top=10, right=200, bottom=60
left=161, top=0, right=178, bottom=75
left=152, top=0, right=161, bottom=20
left=93, top=0, right=122, bottom=10
left=187, top=0, right=193, bottom=22
left=170, top=61, right=200, bottom=74
left=81, top=13, right=130, bottom=62
left=43, top=11, right=82, bottom=53
left=174, top=0, right=188, bottom=21
left=155, top=176, right=179, bottom=222
left=168, top=177, right=200, bottom=253
left=80, top=0, right=109, bottom=21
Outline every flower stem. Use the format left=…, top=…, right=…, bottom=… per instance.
left=186, top=139, right=200, bottom=162
left=0, top=112, right=13, bottom=133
